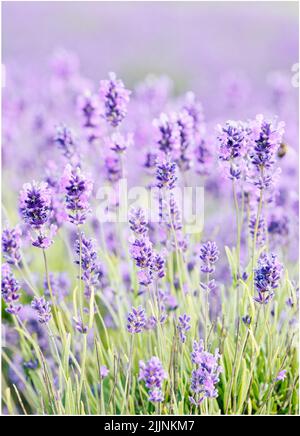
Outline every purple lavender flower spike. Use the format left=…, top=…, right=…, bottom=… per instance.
left=177, top=313, right=191, bottom=343
left=2, top=225, right=22, bottom=265
left=1, top=263, right=21, bottom=315
left=129, top=237, right=153, bottom=270
left=19, top=181, right=51, bottom=229
left=156, top=157, right=177, bottom=190
left=199, top=241, right=219, bottom=274
left=129, top=207, right=148, bottom=237
left=182, top=91, right=205, bottom=135
left=218, top=120, right=246, bottom=162
left=54, top=124, right=78, bottom=160
left=31, top=296, right=52, bottom=324
left=190, top=339, right=222, bottom=405
left=150, top=253, right=165, bottom=280
left=77, top=91, right=101, bottom=129
left=73, top=317, right=88, bottom=334
left=153, top=112, right=180, bottom=155
left=254, top=253, right=283, bottom=305
left=99, top=72, right=131, bottom=127
left=127, top=305, right=146, bottom=334
left=61, top=164, right=93, bottom=225
left=139, top=356, right=167, bottom=403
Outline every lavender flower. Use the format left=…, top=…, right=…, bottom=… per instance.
left=177, top=313, right=191, bottom=343
left=127, top=306, right=146, bottom=334
left=61, top=164, right=93, bottom=225
left=108, top=132, right=133, bottom=154
left=249, top=115, right=284, bottom=189
left=156, top=157, right=177, bottom=190
left=99, top=72, right=131, bottom=127
left=276, top=370, right=287, bottom=381
left=73, top=317, right=88, bottom=334
left=31, top=296, right=52, bottom=324
left=182, top=91, right=205, bottom=135
left=199, top=241, right=219, bottom=274
left=249, top=214, right=266, bottom=246
left=75, top=232, right=104, bottom=296
left=129, top=207, right=148, bottom=237
left=19, top=181, right=51, bottom=229
left=44, top=272, right=70, bottom=301
left=100, top=365, right=109, bottom=379
left=190, top=340, right=222, bottom=405
left=150, top=253, right=165, bottom=279
left=104, top=155, right=122, bottom=183
left=129, top=237, right=153, bottom=270
left=54, top=124, right=77, bottom=160
left=1, top=263, right=21, bottom=314
left=153, top=113, right=180, bottom=155
left=139, top=356, right=167, bottom=402
left=77, top=91, right=100, bottom=129
left=242, top=315, right=252, bottom=325
left=254, top=253, right=283, bottom=305
left=2, top=225, right=22, bottom=265
left=176, top=110, right=195, bottom=171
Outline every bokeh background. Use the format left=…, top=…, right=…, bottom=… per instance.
left=2, top=1, right=299, bottom=117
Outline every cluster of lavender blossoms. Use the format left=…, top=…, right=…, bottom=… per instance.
left=61, top=164, right=93, bottom=225
left=127, top=306, right=146, bottom=334
left=31, top=296, right=52, bottom=324
left=2, top=225, right=22, bottom=265
left=177, top=313, right=191, bottom=343
left=1, top=263, right=21, bottom=314
left=99, top=72, right=131, bottom=127
left=189, top=340, right=222, bottom=406
left=19, top=181, right=55, bottom=249
left=254, top=253, right=283, bottom=304
left=139, top=356, right=167, bottom=403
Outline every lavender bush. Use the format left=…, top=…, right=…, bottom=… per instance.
left=1, top=3, right=299, bottom=416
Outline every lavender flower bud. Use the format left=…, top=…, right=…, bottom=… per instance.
left=139, top=356, right=167, bottom=402
left=177, top=313, right=191, bottom=343
left=1, top=263, right=21, bottom=314
left=19, top=181, right=52, bottom=230
left=156, top=157, right=177, bottom=190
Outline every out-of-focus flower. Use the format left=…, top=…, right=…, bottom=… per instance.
left=100, top=365, right=109, bottom=379
left=276, top=369, right=287, bottom=381
left=1, top=263, right=21, bottom=314
left=2, top=225, right=22, bottom=265
left=177, top=313, right=191, bottom=343
left=127, top=305, right=146, bottom=334
left=153, top=113, right=180, bottom=155
left=254, top=253, right=283, bottom=305
left=107, top=132, right=133, bottom=154
left=139, top=356, right=167, bottom=402
left=73, top=317, right=88, bottom=334
left=99, top=72, right=131, bottom=127
left=54, top=124, right=78, bottom=160
left=31, top=296, right=52, bottom=324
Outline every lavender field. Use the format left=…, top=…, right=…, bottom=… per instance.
left=1, top=2, right=299, bottom=416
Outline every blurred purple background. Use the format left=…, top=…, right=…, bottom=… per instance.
left=2, top=2, right=298, bottom=93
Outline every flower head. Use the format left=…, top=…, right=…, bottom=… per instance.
left=61, top=164, right=93, bottom=225
left=139, top=356, right=167, bottom=402
left=190, top=340, right=222, bottom=405
left=127, top=306, right=146, bottom=334
left=31, top=297, right=52, bottom=324
left=199, top=241, right=219, bottom=274
left=2, top=225, right=22, bottom=265
left=1, top=263, right=21, bottom=314
left=54, top=124, right=77, bottom=160
left=19, top=181, right=51, bottom=229
left=99, top=72, right=131, bottom=127
left=129, top=207, right=148, bottom=237
left=254, top=253, right=283, bottom=304
left=177, top=313, right=191, bottom=343
left=156, top=157, right=177, bottom=190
